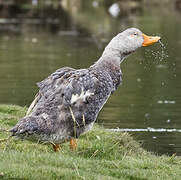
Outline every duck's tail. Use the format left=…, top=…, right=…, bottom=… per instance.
left=9, top=116, right=39, bottom=136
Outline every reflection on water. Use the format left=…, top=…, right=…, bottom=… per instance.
left=0, top=4, right=181, bottom=155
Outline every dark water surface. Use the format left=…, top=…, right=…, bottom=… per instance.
left=0, top=6, right=181, bottom=155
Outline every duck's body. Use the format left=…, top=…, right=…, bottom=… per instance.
left=10, top=28, right=160, bottom=150
left=11, top=61, right=121, bottom=144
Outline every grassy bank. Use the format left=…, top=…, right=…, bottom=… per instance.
left=0, top=104, right=181, bottom=179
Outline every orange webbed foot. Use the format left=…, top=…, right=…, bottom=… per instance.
left=70, top=138, right=77, bottom=151
left=52, top=143, right=60, bottom=152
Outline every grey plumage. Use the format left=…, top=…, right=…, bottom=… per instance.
left=10, top=28, right=147, bottom=144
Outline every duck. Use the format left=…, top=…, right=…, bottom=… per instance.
left=10, top=28, right=160, bottom=152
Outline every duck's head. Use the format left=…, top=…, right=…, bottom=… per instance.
left=104, top=28, right=160, bottom=58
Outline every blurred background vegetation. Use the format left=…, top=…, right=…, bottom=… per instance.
left=0, top=0, right=180, bottom=35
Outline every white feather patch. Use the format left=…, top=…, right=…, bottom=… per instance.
left=42, top=113, right=49, bottom=119
left=71, top=88, right=94, bottom=104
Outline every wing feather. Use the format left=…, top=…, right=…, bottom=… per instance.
left=26, top=67, right=75, bottom=115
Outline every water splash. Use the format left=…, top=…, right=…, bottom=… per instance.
left=158, top=39, right=164, bottom=47
left=144, top=39, right=169, bottom=66
left=158, top=40, right=168, bottom=62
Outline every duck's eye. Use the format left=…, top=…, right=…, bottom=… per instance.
left=133, top=32, right=138, bottom=36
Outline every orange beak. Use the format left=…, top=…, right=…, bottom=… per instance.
left=142, top=33, right=161, bottom=47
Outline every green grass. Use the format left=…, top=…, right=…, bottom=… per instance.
left=0, top=104, right=181, bottom=180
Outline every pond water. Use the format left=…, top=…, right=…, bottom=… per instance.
left=0, top=5, right=181, bottom=155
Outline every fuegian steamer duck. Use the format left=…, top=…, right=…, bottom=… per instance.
left=10, top=28, right=160, bottom=152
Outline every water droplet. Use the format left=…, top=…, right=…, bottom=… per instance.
left=157, top=100, right=163, bottom=104
left=92, top=1, right=99, bottom=8
left=32, top=38, right=38, bottom=43
left=168, top=144, right=175, bottom=146
left=145, top=113, right=150, bottom=118
left=137, top=78, right=141, bottom=82
left=158, top=40, right=164, bottom=48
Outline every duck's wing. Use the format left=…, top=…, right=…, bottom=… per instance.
left=59, top=69, right=113, bottom=129
left=26, top=67, right=75, bottom=115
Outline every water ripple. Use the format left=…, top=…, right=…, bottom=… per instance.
left=108, top=128, right=181, bottom=132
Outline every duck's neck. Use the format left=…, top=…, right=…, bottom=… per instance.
left=90, top=47, right=127, bottom=89
left=92, top=46, right=127, bottom=71
left=92, top=33, right=130, bottom=70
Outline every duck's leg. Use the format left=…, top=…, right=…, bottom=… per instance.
left=70, top=138, right=77, bottom=151
left=52, top=143, right=60, bottom=152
